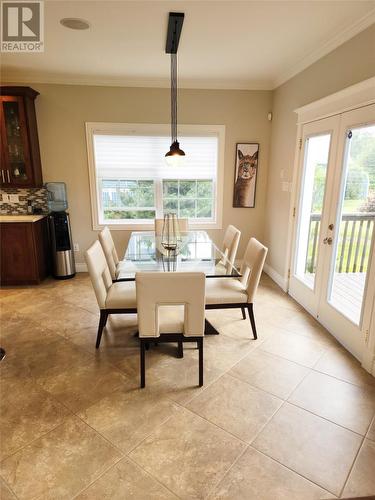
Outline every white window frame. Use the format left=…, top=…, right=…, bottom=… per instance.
left=85, top=122, right=225, bottom=230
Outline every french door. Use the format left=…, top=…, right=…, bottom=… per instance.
left=290, top=105, right=375, bottom=360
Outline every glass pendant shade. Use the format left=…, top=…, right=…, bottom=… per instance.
left=165, top=140, right=185, bottom=166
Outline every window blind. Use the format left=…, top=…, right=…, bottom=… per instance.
left=93, top=134, right=218, bottom=180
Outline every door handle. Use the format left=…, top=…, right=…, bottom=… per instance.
left=323, top=237, right=333, bottom=245
left=6, top=170, right=10, bottom=183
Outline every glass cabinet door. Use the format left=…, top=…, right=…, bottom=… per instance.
left=1, top=97, right=32, bottom=185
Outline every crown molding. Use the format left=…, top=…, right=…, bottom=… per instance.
left=273, top=9, right=375, bottom=89
left=0, top=72, right=273, bottom=91
left=294, top=76, right=375, bottom=124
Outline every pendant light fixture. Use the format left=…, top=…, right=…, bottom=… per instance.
left=165, top=12, right=185, bottom=166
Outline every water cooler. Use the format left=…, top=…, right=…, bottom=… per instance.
left=46, top=182, right=76, bottom=279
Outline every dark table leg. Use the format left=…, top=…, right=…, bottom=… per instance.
left=204, top=319, right=220, bottom=335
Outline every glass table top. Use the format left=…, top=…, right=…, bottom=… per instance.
left=117, top=231, right=241, bottom=280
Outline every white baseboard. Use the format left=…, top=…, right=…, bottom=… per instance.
left=75, top=262, right=88, bottom=273
left=263, top=263, right=288, bottom=292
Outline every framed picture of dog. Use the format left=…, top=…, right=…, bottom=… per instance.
left=233, top=143, right=259, bottom=208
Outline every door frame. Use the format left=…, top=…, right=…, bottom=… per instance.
left=285, top=77, right=375, bottom=366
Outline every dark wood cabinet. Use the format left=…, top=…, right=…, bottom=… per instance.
left=0, top=218, right=50, bottom=285
left=0, top=86, right=43, bottom=188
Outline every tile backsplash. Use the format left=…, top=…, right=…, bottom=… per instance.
left=0, top=187, right=48, bottom=214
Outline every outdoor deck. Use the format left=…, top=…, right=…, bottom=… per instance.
left=303, top=211, right=374, bottom=325
left=304, top=272, right=366, bottom=324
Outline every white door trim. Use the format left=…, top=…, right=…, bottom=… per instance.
left=285, top=77, right=375, bottom=294
left=362, top=293, right=375, bottom=375
left=287, top=79, right=375, bottom=371
left=287, top=79, right=375, bottom=292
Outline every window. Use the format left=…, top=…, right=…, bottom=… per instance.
left=86, top=123, right=224, bottom=229
left=163, top=180, right=214, bottom=219
left=102, top=179, right=155, bottom=220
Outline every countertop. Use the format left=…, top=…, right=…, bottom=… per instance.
left=0, top=215, right=47, bottom=223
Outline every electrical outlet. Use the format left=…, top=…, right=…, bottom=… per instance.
left=9, top=194, right=19, bottom=203
left=73, top=243, right=80, bottom=252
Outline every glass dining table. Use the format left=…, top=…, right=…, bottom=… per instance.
left=117, top=230, right=241, bottom=335
left=117, top=230, right=241, bottom=280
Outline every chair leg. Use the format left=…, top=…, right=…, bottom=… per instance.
left=198, top=338, right=204, bottom=387
left=247, top=303, right=257, bottom=340
left=177, top=340, right=184, bottom=358
left=241, top=306, right=246, bottom=320
left=140, top=340, right=146, bottom=388
left=96, top=311, right=108, bottom=349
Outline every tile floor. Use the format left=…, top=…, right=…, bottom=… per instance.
left=0, top=273, right=375, bottom=499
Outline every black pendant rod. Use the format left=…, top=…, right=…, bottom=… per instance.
left=165, top=12, right=185, bottom=156
left=171, top=53, right=177, bottom=143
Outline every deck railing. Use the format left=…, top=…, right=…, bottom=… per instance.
left=306, top=213, right=375, bottom=274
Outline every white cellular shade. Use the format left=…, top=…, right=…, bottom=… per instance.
left=93, top=134, right=218, bottom=180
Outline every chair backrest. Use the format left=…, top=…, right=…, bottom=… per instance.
left=222, top=225, right=241, bottom=267
left=84, top=240, right=113, bottom=309
left=154, top=218, right=189, bottom=236
left=136, top=272, right=205, bottom=338
left=98, top=226, right=119, bottom=280
left=240, top=237, right=268, bottom=303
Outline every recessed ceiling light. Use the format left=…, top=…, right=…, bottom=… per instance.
left=60, top=18, right=90, bottom=30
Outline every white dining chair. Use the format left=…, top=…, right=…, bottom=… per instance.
left=136, top=271, right=205, bottom=388
left=85, top=240, right=137, bottom=348
left=99, top=226, right=127, bottom=280
left=154, top=218, right=189, bottom=236
left=205, top=237, right=268, bottom=339
left=222, top=225, right=241, bottom=268
left=216, top=225, right=241, bottom=276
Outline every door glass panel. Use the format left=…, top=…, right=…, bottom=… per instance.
left=295, top=134, right=331, bottom=289
left=329, top=125, right=375, bottom=324
left=3, top=101, right=29, bottom=181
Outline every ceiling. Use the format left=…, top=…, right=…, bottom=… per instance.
left=2, top=0, right=375, bottom=90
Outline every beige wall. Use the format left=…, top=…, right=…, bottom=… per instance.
left=265, top=24, right=375, bottom=279
left=7, top=24, right=374, bottom=270
left=27, top=84, right=272, bottom=264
